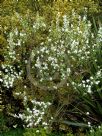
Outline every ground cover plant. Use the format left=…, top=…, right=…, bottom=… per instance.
left=0, top=0, right=102, bottom=135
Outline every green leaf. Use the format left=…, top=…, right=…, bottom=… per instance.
left=83, top=97, right=95, bottom=109
left=96, top=102, right=102, bottom=115
left=59, top=120, right=88, bottom=128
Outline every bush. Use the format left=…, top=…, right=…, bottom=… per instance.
left=0, top=128, right=24, bottom=136
left=0, top=112, right=9, bottom=132
left=0, top=0, right=102, bottom=133
left=87, top=125, right=102, bottom=136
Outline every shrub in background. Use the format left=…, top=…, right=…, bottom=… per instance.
left=87, top=125, right=102, bottom=136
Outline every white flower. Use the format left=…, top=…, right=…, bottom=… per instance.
left=20, top=33, right=24, bottom=37
left=67, top=68, right=71, bottom=73
left=36, top=130, right=40, bottom=133
left=14, top=28, right=18, bottom=35
left=43, top=122, right=47, bottom=126
left=87, top=86, right=91, bottom=93
left=0, top=79, right=3, bottom=82
left=37, top=51, right=40, bottom=54
left=17, top=40, right=21, bottom=46
left=88, top=122, right=91, bottom=127
left=90, top=76, right=93, bottom=80
left=67, top=83, right=69, bottom=86
left=49, top=77, right=52, bottom=81
left=48, top=38, right=51, bottom=42
left=47, top=102, right=51, bottom=106
left=24, top=85, right=27, bottom=88
left=13, top=124, right=17, bottom=128
left=41, top=112, right=45, bottom=115
left=83, top=83, right=86, bottom=87
left=86, top=112, right=89, bottom=115
left=86, top=79, right=90, bottom=83
left=40, top=47, right=45, bottom=52
left=5, top=69, right=8, bottom=72
left=95, top=81, right=100, bottom=85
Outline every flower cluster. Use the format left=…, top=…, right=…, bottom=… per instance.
left=71, top=67, right=102, bottom=95
left=13, top=92, right=52, bottom=128
left=31, top=12, right=98, bottom=86
left=1, top=64, right=22, bottom=88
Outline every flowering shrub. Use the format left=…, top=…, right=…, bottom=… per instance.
left=26, top=10, right=98, bottom=92
left=1, top=10, right=97, bottom=89
left=13, top=91, right=52, bottom=128
left=0, top=6, right=102, bottom=133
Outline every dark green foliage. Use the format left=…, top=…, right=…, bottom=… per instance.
left=0, top=128, right=24, bottom=136
left=87, top=125, right=102, bottom=136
